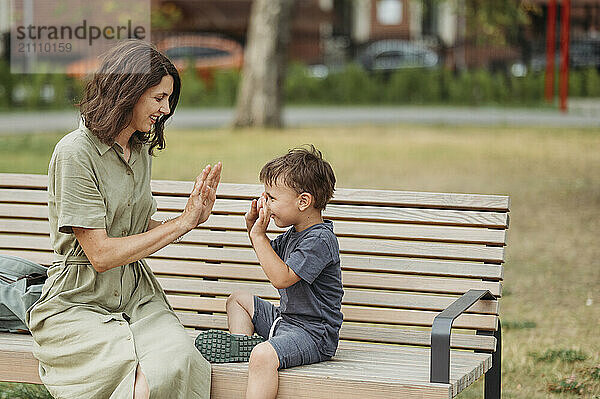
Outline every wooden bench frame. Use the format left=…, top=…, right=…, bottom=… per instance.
left=0, top=173, right=508, bottom=398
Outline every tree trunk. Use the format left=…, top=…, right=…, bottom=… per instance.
left=233, top=0, right=295, bottom=128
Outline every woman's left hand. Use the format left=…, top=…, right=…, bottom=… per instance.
left=181, top=162, right=222, bottom=231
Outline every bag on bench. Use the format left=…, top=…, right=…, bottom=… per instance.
left=0, top=254, right=47, bottom=333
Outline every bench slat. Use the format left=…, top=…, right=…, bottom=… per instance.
left=187, top=324, right=496, bottom=352
left=0, top=332, right=493, bottom=398
left=161, top=197, right=510, bottom=228
left=0, top=199, right=509, bottom=229
left=165, top=291, right=498, bottom=317
left=171, top=297, right=495, bottom=328
left=158, top=274, right=501, bottom=303
left=0, top=218, right=507, bottom=258
left=0, top=333, right=41, bottom=384
left=149, top=255, right=504, bottom=283
left=0, top=247, right=502, bottom=297
left=174, top=302, right=496, bottom=331
left=153, top=179, right=509, bottom=211
left=0, top=201, right=507, bottom=245
left=0, top=246, right=503, bottom=281
left=0, top=226, right=505, bottom=263
left=161, top=276, right=502, bottom=307
left=211, top=363, right=454, bottom=399
left=176, top=312, right=497, bottom=349
left=158, top=276, right=497, bottom=329
left=338, top=324, right=496, bottom=351
left=0, top=173, right=510, bottom=211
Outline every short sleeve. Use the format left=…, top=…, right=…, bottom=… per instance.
left=285, top=236, right=333, bottom=284
left=270, top=233, right=285, bottom=257
left=150, top=196, right=158, bottom=216
left=50, top=149, right=106, bottom=234
left=149, top=153, right=158, bottom=215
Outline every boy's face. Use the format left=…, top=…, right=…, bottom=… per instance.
left=263, top=180, right=303, bottom=228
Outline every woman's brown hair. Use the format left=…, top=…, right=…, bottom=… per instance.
left=77, top=39, right=181, bottom=155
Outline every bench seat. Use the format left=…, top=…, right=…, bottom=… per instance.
left=0, top=333, right=491, bottom=398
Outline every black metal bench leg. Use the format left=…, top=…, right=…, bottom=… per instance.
left=478, top=319, right=502, bottom=399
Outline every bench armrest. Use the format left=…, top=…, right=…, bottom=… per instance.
left=430, top=289, right=496, bottom=384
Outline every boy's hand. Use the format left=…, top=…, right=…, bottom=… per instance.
left=245, top=198, right=259, bottom=233
left=250, top=195, right=271, bottom=237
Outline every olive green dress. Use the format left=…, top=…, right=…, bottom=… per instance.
left=25, top=120, right=211, bottom=399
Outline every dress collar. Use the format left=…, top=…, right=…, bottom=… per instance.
left=79, top=118, right=112, bottom=156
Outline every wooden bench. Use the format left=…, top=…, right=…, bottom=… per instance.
left=0, top=173, right=508, bottom=398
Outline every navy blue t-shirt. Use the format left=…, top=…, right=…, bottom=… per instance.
left=270, top=219, right=344, bottom=357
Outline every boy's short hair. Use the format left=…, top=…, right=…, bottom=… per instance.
left=260, top=145, right=336, bottom=210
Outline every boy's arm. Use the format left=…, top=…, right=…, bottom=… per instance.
left=250, top=234, right=301, bottom=289
left=249, top=198, right=300, bottom=289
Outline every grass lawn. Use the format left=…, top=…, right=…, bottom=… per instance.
left=0, top=124, right=599, bottom=398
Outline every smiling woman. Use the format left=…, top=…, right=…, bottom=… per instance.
left=25, top=40, right=219, bottom=399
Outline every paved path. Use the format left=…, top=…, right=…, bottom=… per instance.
left=0, top=104, right=598, bottom=135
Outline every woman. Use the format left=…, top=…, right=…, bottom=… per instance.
left=26, top=40, right=220, bottom=398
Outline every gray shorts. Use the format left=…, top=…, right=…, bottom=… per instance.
left=252, top=296, right=330, bottom=370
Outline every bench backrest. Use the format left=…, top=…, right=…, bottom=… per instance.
left=0, top=173, right=508, bottom=354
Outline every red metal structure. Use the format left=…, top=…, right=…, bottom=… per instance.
left=545, top=0, right=571, bottom=112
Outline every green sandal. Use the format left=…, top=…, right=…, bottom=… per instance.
left=195, top=329, right=265, bottom=363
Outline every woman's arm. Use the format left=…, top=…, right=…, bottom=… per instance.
left=74, top=163, right=222, bottom=273
left=248, top=197, right=300, bottom=289
left=74, top=216, right=186, bottom=272
left=147, top=218, right=162, bottom=231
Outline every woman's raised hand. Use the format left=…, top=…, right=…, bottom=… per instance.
left=181, top=162, right=222, bottom=231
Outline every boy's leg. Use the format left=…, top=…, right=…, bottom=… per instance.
left=226, top=290, right=255, bottom=335
left=246, top=342, right=280, bottom=399
left=246, top=322, right=329, bottom=399
left=195, top=294, right=277, bottom=363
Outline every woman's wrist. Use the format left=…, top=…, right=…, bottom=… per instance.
left=162, top=217, right=187, bottom=243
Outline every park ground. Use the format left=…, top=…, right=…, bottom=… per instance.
left=0, top=123, right=599, bottom=398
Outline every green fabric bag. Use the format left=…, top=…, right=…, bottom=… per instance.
left=0, top=254, right=47, bottom=333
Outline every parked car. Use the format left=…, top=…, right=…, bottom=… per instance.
left=357, top=40, right=439, bottom=73
left=156, top=34, right=243, bottom=75
left=510, top=38, right=600, bottom=77
left=66, top=34, right=243, bottom=78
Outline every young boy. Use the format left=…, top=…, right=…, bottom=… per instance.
left=195, top=145, right=343, bottom=399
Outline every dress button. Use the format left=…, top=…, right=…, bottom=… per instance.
left=127, top=336, right=131, bottom=341
left=122, top=230, right=128, bottom=236
left=114, top=290, right=119, bottom=297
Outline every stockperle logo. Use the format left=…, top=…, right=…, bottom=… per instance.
left=10, top=0, right=151, bottom=74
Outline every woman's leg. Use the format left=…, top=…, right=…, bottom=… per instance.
left=226, top=290, right=255, bottom=335
left=130, top=300, right=211, bottom=398
left=133, top=365, right=149, bottom=399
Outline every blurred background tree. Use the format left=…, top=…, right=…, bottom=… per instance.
left=233, top=0, right=295, bottom=128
